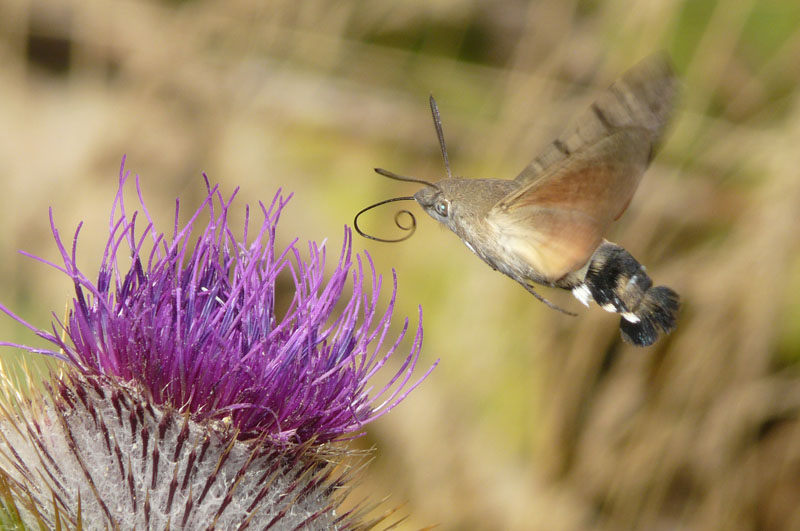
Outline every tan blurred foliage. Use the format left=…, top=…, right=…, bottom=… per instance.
left=1, top=0, right=799, bottom=529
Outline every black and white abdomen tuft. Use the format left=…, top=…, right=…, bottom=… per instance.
left=572, top=242, right=680, bottom=346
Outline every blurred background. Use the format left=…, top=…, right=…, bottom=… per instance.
left=1, top=0, right=799, bottom=529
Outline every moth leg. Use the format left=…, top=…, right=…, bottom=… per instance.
left=521, top=282, right=577, bottom=317
left=582, top=242, right=679, bottom=346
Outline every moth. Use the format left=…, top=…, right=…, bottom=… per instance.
left=355, top=54, right=680, bottom=346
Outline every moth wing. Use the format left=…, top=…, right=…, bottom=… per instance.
left=486, top=53, right=677, bottom=282
left=514, top=52, right=678, bottom=187
left=488, top=128, right=651, bottom=281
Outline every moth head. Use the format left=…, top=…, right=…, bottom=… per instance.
left=415, top=177, right=514, bottom=238
left=413, top=184, right=451, bottom=222
left=353, top=94, right=456, bottom=243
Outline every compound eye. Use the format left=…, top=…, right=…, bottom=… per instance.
left=435, top=200, right=449, bottom=217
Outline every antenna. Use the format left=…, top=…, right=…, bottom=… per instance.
left=373, top=167, right=441, bottom=191
left=429, top=95, right=452, bottom=179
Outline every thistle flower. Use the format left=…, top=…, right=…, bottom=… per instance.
left=0, top=158, right=434, bottom=529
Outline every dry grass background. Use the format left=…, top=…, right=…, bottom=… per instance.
left=1, top=0, right=799, bottom=529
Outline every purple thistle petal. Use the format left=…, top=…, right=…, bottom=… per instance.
left=0, top=157, right=435, bottom=444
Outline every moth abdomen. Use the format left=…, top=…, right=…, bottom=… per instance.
left=619, top=285, right=680, bottom=346
left=582, top=242, right=679, bottom=346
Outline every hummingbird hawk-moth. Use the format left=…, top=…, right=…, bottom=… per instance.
left=355, top=54, right=680, bottom=346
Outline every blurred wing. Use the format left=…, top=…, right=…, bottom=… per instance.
left=514, top=52, right=678, bottom=187
left=488, top=55, right=678, bottom=281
